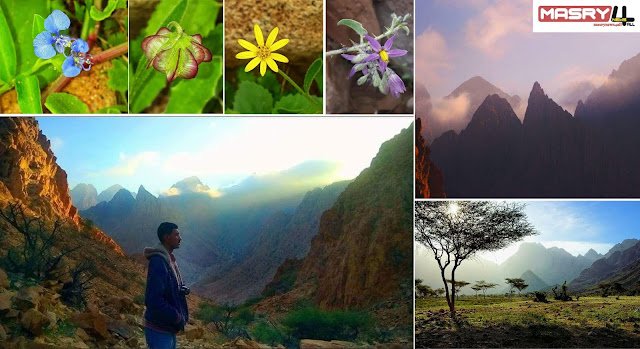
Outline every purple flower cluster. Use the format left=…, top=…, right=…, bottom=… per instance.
left=341, top=31, right=408, bottom=98
left=33, top=10, right=93, bottom=77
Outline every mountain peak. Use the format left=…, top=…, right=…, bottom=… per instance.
left=531, top=81, right=544, bottom=97
left=136, top=185, right=155, bottom=200
left=467, top=94, right=521, bottom=131
left=110, top=188, right=135, bottom=204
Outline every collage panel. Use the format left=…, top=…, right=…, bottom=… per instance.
left=129, top=0, right=223, bottom=114
left=415, top=200, right=640, bottom=348
left=414, top=1, right=640, bottom=199
left=326, top=0, right=414, bottom=114
left=224, top=0, right=323, bottom=114
left=0, top=116, right=415, bottom=347
left=0, top=0, right=128, bottom=114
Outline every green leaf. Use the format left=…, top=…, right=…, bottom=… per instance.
left=90, top=0, right=119, bottom=21
left=31, top=14, right=45, bottom=40
left=337, top=19, right=367, bottom=37
left=108, top=59, right=128, bottom=93
left=15, top=74, right=42, bottom=114
left=45, top=93, right=90, bottom=114
left=233, top=81, right=273, bottom=114
left=165, top=56, right=222, bottom=114
left=183, top=0, right=220, bottom=37
left=257, top=70, right=281, bottom=99
left=0, top=5, right=16, bottom=83
left=303, top=58, right=322, bottom=94
left=130, top=0, right=188, bottom=113
left=273, top=94, right=322, bottom=114
left=2, top=0, right=48, bottom=77
left=94, top=105, right=126, bottom=114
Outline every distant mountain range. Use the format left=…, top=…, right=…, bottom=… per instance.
left=416, top=242, right=604, bottom=294
left=421, top=52, right=640, bottom=197
left=70, top=183, right=134, bottom=210
left=571, top=239, right=640, bottom=292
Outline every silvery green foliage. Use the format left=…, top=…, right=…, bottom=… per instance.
left=333, top=13, right=411, bottom=98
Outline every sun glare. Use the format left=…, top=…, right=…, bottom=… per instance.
left=447, top=202, right=460, bottom=216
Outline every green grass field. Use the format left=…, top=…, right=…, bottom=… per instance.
left=415, top=296, right=640, bottom=348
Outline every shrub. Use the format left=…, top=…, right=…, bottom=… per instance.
left=195, top=303, right=253, bottom=339
left=281, top=306, right=373, bottom=342
left=251, top=321, right=286, bottom=346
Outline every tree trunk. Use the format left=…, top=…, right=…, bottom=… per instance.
left=450, top=267, right=458, bottom=321
left=439, top=268, right=454, bottom=319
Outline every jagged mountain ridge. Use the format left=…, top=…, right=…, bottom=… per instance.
left=570, top=240, right=640, bottom=291
left=428, top=53, right=640, bottom=197
left=415, top=119, right=445, bottom=198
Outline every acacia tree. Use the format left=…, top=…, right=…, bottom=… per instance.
left=474, top=280, right=498, bottom=299
left=471, top=285, right=482, bottom=297
left=447, top=279, right=470, bottom=300
left=505, top=277, right=528, bottom=296
left=415, top=201, right=536, bottom=320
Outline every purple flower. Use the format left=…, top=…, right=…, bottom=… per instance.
left=33, top=10, right=72, bottom=59
left=362, top=31, right=407, bottom=73
left=62, top=39, right=92, bottom=77
left=388, top=71, right=406, bottom=98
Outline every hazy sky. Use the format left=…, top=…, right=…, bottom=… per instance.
left=416, top=0, right=640, bottom=112
left=37, top=117, right=411, bottom=196
left=416, top=201, right=640, bottom=264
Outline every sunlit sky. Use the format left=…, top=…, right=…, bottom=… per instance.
left=416, top=0, right=640, bottom=112
left=417, top=201, right=640, bottom=265
left=37, top=117, right=411, bottom=196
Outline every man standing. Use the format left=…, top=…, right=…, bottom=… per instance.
left=143, top=222, right=189, bottom=349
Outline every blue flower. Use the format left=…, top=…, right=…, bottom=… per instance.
left=33, top=10, right=71, bottom=59
left=387, top=70, right=406, bottom=98
left=62, top=39, right=92, bottom=77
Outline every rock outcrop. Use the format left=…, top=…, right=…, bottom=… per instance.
left=285, top=124, right=413, bottom=311
left=415, top=119, right=445, bottom=198
left=0, top=118, right=78, bottom=223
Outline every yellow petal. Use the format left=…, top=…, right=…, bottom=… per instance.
left=254, top=24, right=264, bottom=47
left=270, top=39, right=289, bottom=52
left=238, top=39, right=258, bottom=52
left=236, top=51, right=257, bottom=59
left=266, top=27, right=279, bottom=47
left=266, top=57, right=279, bottom=73
left=245, top=57, right=261, bottom=72
left=270, top=53, right=289, bottom=63
left=259, top=60, right=267, bottom=76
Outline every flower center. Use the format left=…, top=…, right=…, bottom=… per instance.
left=380, top=50, right=389, bottom=63
left=257, top=45, right=271, bottom=59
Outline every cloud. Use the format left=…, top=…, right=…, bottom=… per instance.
left=432, top=93, right=471, bottom=123
left=551, top=66, right=607, bottom=114
left=50, top=137, right=64, bottom=153
left=163, top=186, right=222, bottom=198
left=103, top=152, right=160, bottom=176
left=464, top=0, right=531, bottom=58
left=415, top=28, right=452, bottom=89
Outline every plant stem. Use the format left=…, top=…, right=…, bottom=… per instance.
left=41, top=43, right=129, bottom=105
left=326, top=26, right=406, bottom=56
left=278, top=70, right=322, bottom=113
left=92, top=42, right=128, bottom=64
left=0, top=84, right=10, bottom=95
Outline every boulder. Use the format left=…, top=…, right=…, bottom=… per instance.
left=45, top=311, right=57, bottom=328
left=20, top=308, right=50, bottom=336
left=75, top=327, right=92, bottom=342
left=185, top=326, right=204, bottom=340
left=106, top=318, right=134, bottom=339
left=0, top=268, right=9, bottom=289
left=107, top=296, right=136, bottom=314
left=69, top=309, right=110, bottom=340
left=225, top=338, right=272, bottom=348
left=15, top=286, right=43, bottom=311
left=0, top=291, right=14, bottom=311
left=6, top=308, right=20, bottom=318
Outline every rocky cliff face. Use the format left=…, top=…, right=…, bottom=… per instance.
left=285, top=124, right=413, bottom=310
left=415, top=119, right=445, bottom=198
left=192, top=181, right=350, bottom=304
left=570, top=240, right=640, bottom=291
left=0, top=118, right=78, bottom=223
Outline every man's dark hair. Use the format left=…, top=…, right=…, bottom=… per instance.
left=157, top=222, right=178, bottom=242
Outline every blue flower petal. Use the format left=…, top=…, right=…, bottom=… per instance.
left=71, top=39, right=89, bottom=54
left=33, top=31, right=56, bottom=59
left=62, top=56, right=81, bottom=77
left=44, top=10, right=70, bottom=34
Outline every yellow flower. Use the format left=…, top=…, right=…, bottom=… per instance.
left=236, top=24, right=289, bottom=76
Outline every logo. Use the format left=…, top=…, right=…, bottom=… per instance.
left=533, top=1, right=639, bottom=32
left=611, top=6, right=635, bottom=26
